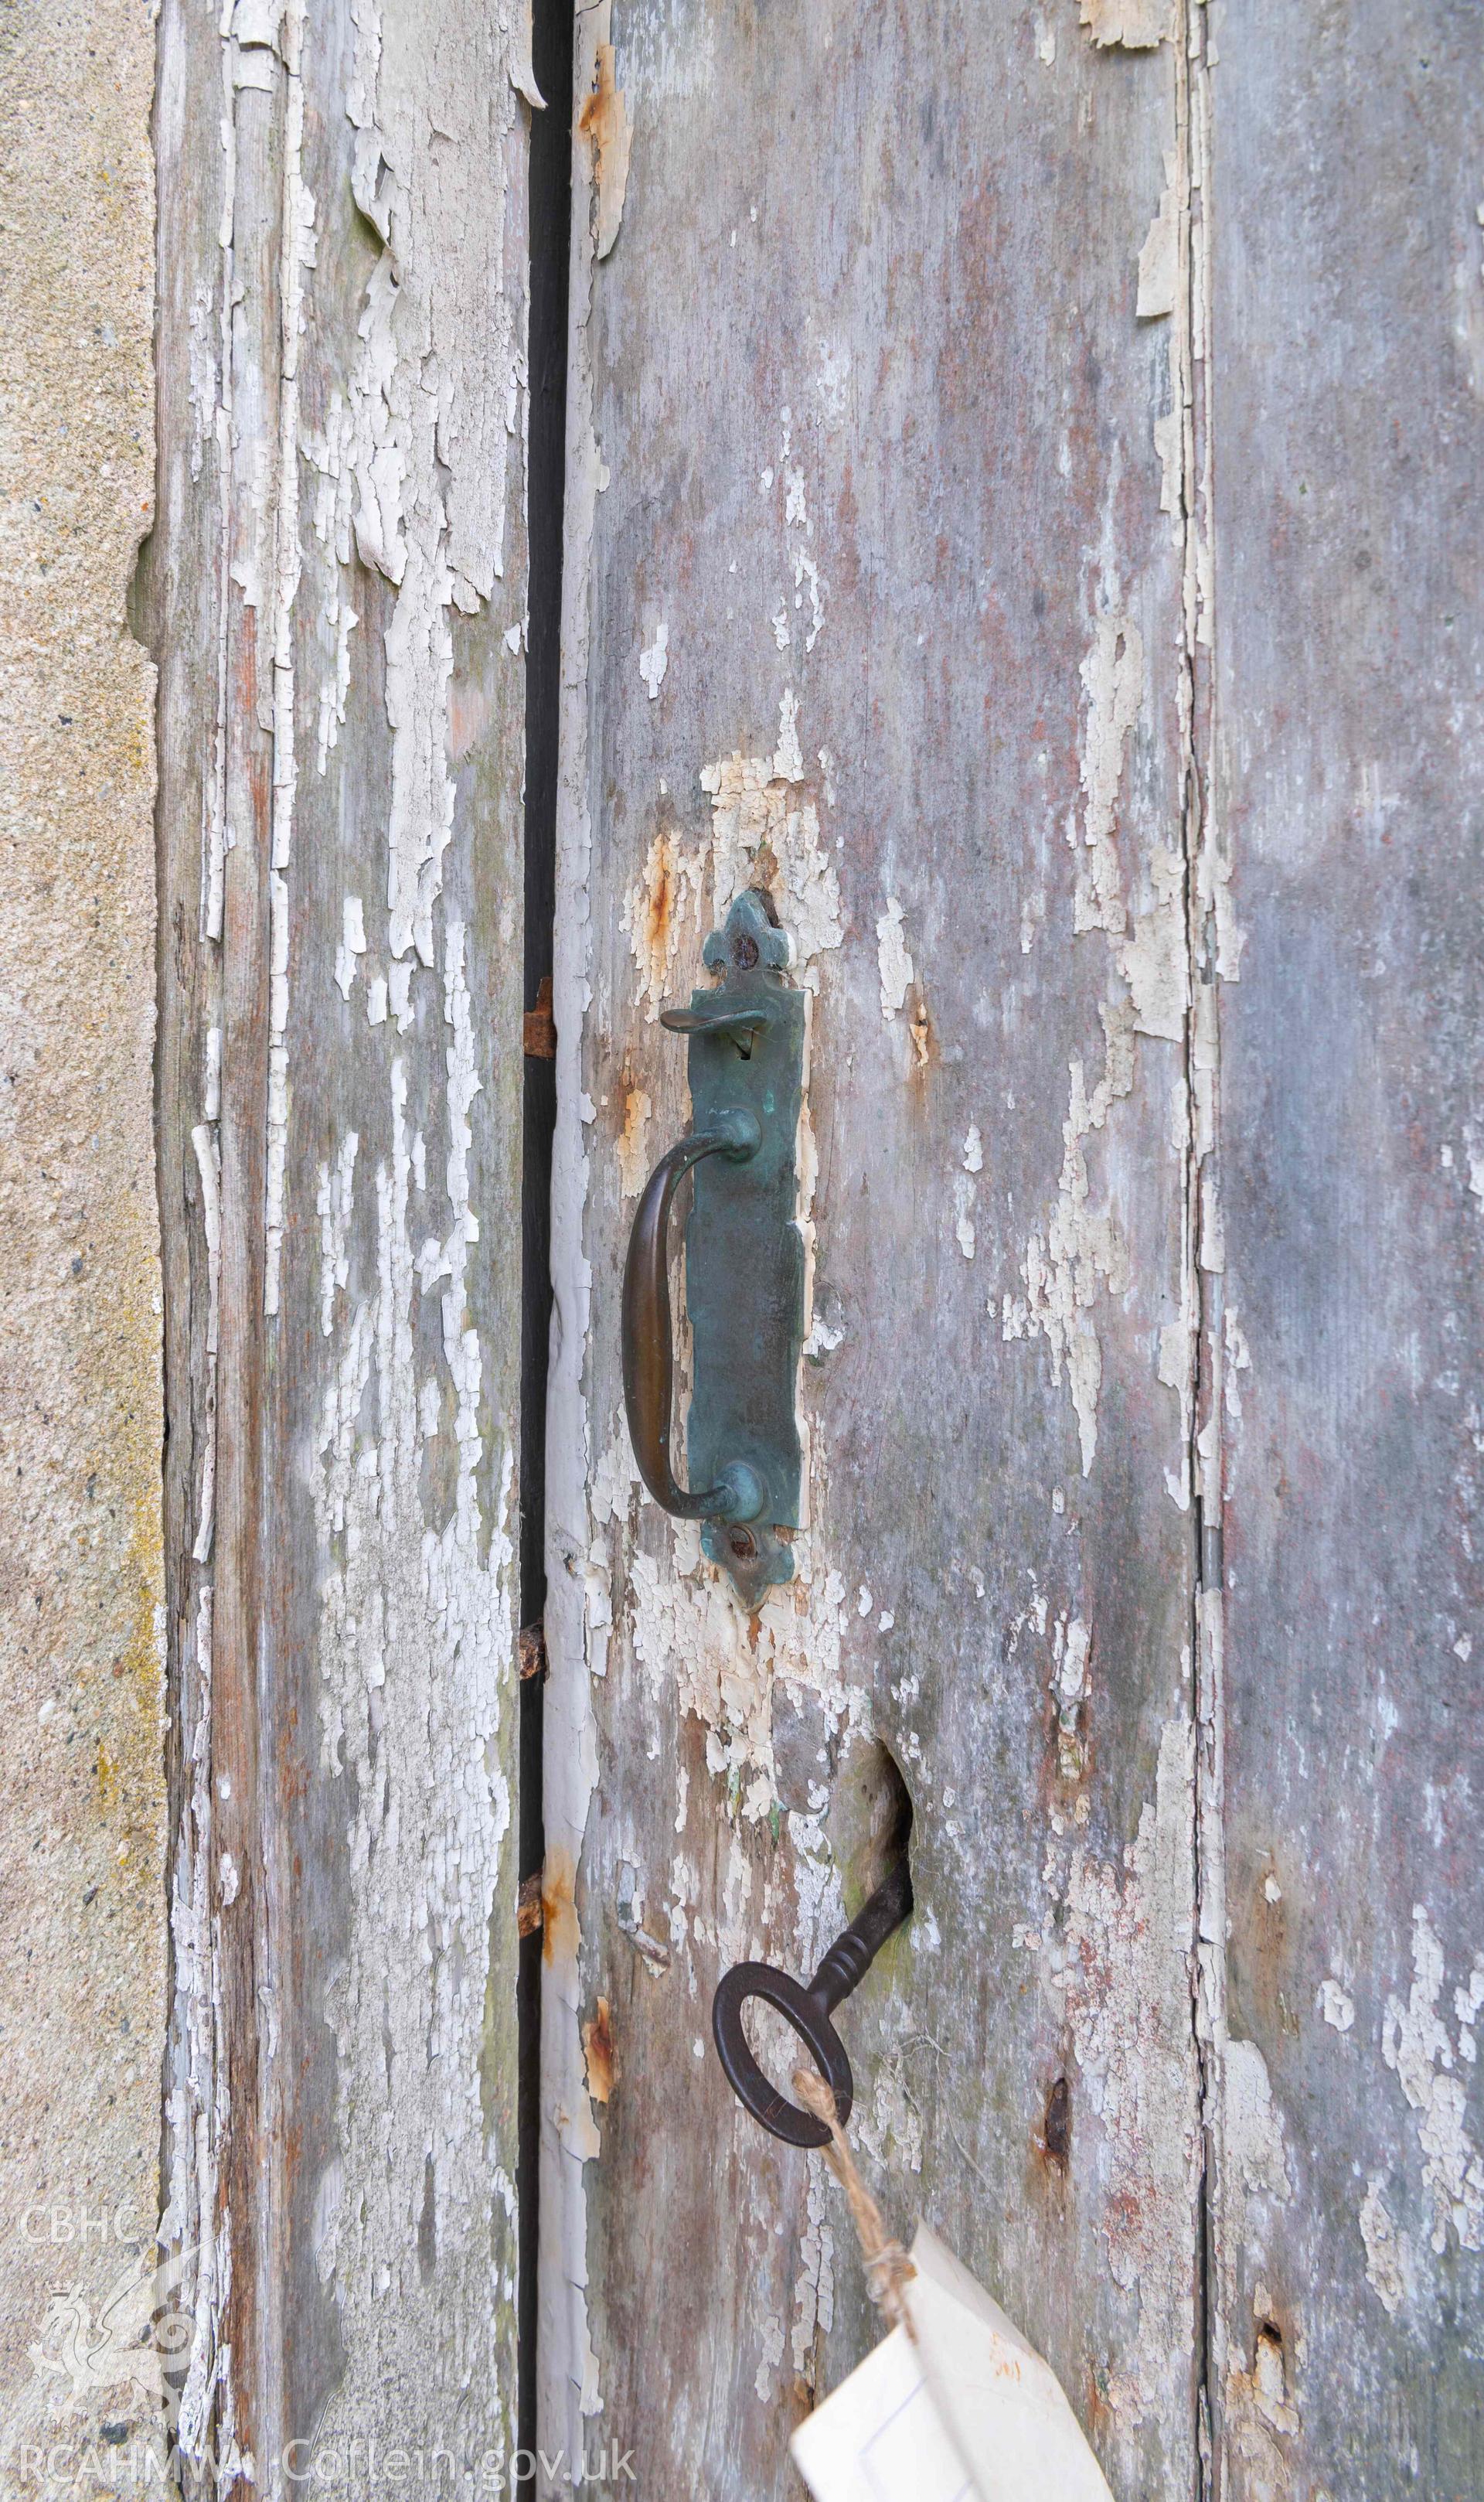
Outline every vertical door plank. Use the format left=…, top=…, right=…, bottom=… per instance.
left=545, top=4, right=1203, bottom=2491
left=1211, top=5, right=1484, bottom=2493
left=152, top=0, right=529, bottom=2478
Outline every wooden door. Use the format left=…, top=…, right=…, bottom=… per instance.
left=130, top=0, right=1480, bottom=2491
left=1210, top=5, right=1484, bottom=2490
left=149, top=0, right=530, bottom=2477
left=543, top=1, right=1199, bottom=2489
left=541, top=4, right=1482, bottom=2499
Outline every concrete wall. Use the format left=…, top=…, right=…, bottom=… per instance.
left=0, top=1, right=167, bottom=2480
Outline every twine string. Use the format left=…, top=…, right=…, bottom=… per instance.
left=792, top=2066, right=917, bottom=2335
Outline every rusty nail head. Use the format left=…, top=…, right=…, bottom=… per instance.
left=732, top=933, right=759, bottom=969
left=729, top=1529, right=757, bottom=1559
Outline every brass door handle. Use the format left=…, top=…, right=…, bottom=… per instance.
left=618, top=889, right=805, bottom=1602
left=621, top=1109, right=765, bottom=1524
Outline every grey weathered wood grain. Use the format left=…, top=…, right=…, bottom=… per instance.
left=543, top=5, right=1203, bottom=2493
left=1209, top=5, right=1484, bottom=2493
left=150, top=0, right=529, bottom=2481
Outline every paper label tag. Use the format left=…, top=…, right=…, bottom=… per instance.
left=789, top=2224, right=1114, bottom=2502
left=789, top=2321, right=975, bottom=2502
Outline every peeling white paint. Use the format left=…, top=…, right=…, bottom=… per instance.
left=1154, top=405, right=1181, bottom=531
left=509, top=0, right=544, bottom=110
left=1383, top=1904, right=1484, bottom=2254
left=167, top=0, right=529, bottom=2463
left=338, top=0, right=522, bottom=1000
left=1319, top=1978, right=1354, bottom=2034
left=795, top=548, right=825, bottom=651
left=316, top=1130, right=359, bottom=1339
left=1137, top=153, right=1178, bottom=319
left=1224, top=1305, right=1251, bottom=1421
left=792, top=2153, right=836, bottom=2377
left=1224, top=2037, right=1292, bottom=2212
left=539, top=8, right=616, bottom=2442
left=1121, top=845, right=1186, bottom=1041
left=1005, top=523, right=1193, bottom=1477
left=754, top=2310, right=785, bottom=2404
left=855, top=2041, right=926, bottom=2180
left=1158, top=1314, right=1193, bottom=1511
left=952, top=1171, right=977, bottom=1261
left=162, top=5, right=252, bottom=2439
left=263, top=0, right=315, bottom=1320
left=1051, top=1614, right=1091, bottom=1778
left=697, top=711, right=842, bottom=977
left=772, top=684, right=805, bottom=787
left=191, top=1124, right=223, bottom=1364
left=334, top=893, right=367, bottom=999
left=187, top=278, right=217, bottom=482
left=621, top=1506, right=863, bottom=1825
left=1359, top=2177, right=1410, bottom=2315
left=876, top=897, right=913, bottom=1021
left=1003, top=1004, right=1134, bottom=1476
left=1018, top=1718, right=1199, bottom=2441
left=1455, top=1958, right=1484, bottom=2058
left=1079, top=0, right=1171, bottom=49
left=315, top=588, right=358, bottom=775
left=535, top=0, right=1257, bottom=2469
left=1071, top=609, right=1142, bottom=939
left=311, top=931, right=516, bottom=2446
left=163, top=1583, right=222, bottom=2468
left=549, top=309, right=875, bottom=2439
left=813, top=343, right=850, bottom=427
left=638, top=618, right=669, bottom=699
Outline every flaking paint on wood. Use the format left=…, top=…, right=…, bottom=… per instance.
left=125, top=0, right=1484, bottom=2491
left=543, top=4, right=1206, bottom=2492
left=151, top=0, right=530, bottom=2482
left=1208, top=5, right=1484, bottom=2493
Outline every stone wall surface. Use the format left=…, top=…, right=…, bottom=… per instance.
left=0, top=0, right=166, bottom=2477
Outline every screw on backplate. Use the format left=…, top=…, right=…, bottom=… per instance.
left=732, top=932, right=760, bottom=968
left=729, top=1528, right=757, bottom=1559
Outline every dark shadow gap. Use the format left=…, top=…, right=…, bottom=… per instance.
left=517, top=0, right=573, bottom=2482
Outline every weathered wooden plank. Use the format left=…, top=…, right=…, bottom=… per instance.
left=151, top=0, right=531, bottom=2480
left=543, top=5, right=1204, bottom=2491
left=1209, top=5, right=1484, bottom=2493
